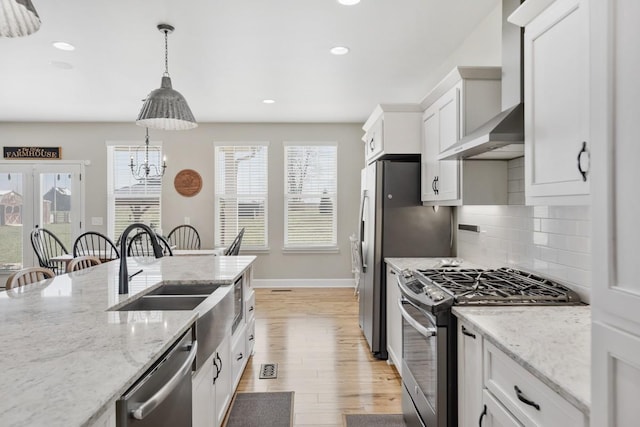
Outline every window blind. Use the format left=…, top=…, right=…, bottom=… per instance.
left=108, top=146, right=162, bottom=241
left=214, top=144, right=268, bottom=249
left=284, top=144, right=337, bottom=248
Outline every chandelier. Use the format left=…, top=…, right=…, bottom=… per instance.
left=0, top=0, right=41, bottom=37
left=129, top=128, right=166, bottom=181
left=136, top=23, right=197, bottom=131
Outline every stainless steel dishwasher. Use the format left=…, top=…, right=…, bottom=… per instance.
left=116, top=328, right=196, bottom=427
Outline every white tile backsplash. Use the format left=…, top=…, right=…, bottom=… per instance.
left=457, top=157, right=591, bottom=302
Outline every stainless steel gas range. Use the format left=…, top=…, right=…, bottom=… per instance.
left=396, top=267, right=582, bottom=427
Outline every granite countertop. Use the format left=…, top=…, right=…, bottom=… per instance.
left=0, top=255, right=255, bottom=427
left=453, top=305, right=591, bottom=415
left=385, top=257, right=484, bottom=271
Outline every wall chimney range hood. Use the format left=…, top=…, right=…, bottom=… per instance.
left=439, top=0, right=524, bottom=161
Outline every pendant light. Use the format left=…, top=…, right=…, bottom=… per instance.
left=129, top=128, right=167, bottom=181
left=136, top=23, right=197, bottom=131
left=0, top=0, right=41, bottom=37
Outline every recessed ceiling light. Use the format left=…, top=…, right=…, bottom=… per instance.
left=338, top=0, right=361, bottom=5
left=263, top=99, right=276, bottom=104
left=330, top=46, right=350, bottom=55
left=50, top=61, right=73, bottom=70
left=52, top=41, right=75, bottom=51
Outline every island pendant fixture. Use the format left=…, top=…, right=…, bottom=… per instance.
left=0, top=0, right=41, bottom=37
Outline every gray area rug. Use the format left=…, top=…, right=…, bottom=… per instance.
left=225, top=391, right=294, bottom=427
left=345, top=414, right=405, bottom=427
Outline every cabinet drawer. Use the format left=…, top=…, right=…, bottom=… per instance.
left=246, top=318, right=256, bottom=356
left=482, top=389, right=523, bottom=427
left=246, top=290, right=256, bottom=322
left=484, top=341, right=585, bottom=427
left=231, top=325, right=247, bottom=387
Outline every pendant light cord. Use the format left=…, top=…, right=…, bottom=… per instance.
left=164, top=29, right=169, bottom=77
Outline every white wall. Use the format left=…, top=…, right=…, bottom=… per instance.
left=0, top=122, right=364, bottom=284
left=457, top=158, right=591, bottom=302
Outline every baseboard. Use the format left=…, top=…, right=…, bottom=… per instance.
left=252, top=278, right=355, bottom=288
left=387, top=346, right=403, bottom=377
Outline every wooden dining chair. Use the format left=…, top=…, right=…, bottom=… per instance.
left=167, top=224, right=201, bottom=250
left=73, top=231, right=120, bottom=262
left=66, top=256, right=102, bottom=273
left=30, top=226, right=69, bottom=275
left=6, top=267, right=55, bottom=290
left=224, top=228, right=245, bottom=256
left=127, top=232, right=173, bottom=257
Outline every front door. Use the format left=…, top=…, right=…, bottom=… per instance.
left=0, top=161, right=84, bottom=273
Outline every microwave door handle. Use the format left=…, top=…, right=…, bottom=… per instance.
left=131, top=340, right=198, bottom=420
left=397, top=298, right=437, bottom=337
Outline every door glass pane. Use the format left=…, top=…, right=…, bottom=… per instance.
left=0, top=172, right=24, bottom=271
left=38, top=172, right=74, bottom=251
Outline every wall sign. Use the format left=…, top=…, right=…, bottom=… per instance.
left=3, top=146, right=62, bottom=159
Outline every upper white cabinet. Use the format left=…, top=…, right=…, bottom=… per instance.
left=509, top=0, right=590, bottom=205
left=362, top=104, right=422, bottom=164
left=420, top=67, right=508, bottom=206
left=590, top=0, right=640, bottom=425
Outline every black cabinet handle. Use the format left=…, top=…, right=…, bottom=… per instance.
left=212, top=353, right=221, bottom=384
left=577, top=141, right=589, bottom=182
left=435, top=176, right=439, bottom=195
left=432, top=177, right=437, bottom=193
left=478, top=404, right=487, bottom=427
left=237, top=352, right=244, bottom=361
left=461, top=325, right=476, bottom=339
left=249, top=305, right=255, bottom=312
left=514, top=385, right=541, bottom=410
left=249, top=334, right=255, bottom=341
left=369, top=138, right=375, bottom=151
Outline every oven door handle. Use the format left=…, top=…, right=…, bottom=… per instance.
left=397, top=298, right=437, bottom=338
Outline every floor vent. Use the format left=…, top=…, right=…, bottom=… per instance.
left=259, top=363, right=278, bottom=379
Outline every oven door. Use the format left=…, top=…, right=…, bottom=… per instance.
left=399, top=297, right=447, bottom=427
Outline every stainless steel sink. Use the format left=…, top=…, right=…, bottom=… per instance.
left=146, top=283, right=220, bottom=296
left=113, top=295, right=207, bottom=311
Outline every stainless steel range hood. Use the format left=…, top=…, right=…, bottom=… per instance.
left=439, top=0, right=524, bottom=161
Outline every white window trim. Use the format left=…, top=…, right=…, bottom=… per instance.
left=283, top=142, right=339, bottom=251
left=213, top=141, right=269, bottom=251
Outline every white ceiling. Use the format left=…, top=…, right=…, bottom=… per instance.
left=0, top=0, right=499, bottom=124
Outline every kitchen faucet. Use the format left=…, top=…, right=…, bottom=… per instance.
left=118, top=223, right=164, bottom=294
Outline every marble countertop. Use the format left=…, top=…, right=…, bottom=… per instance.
left=0, top=255, right=255, bottom=427
left=453, top=305, right=591, bottom=415
left=385, top=257, right=484, bottom=272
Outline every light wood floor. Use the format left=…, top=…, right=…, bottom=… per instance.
left=236, top=288, right=402, bottom=426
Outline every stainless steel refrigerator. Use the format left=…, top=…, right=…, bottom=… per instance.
left=358, top=157, right=452, bottom=359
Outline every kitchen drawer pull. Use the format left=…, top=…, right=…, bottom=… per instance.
left=514, top=385, right=540, bottom=410
left=132, top=341, right=198, bottom=420
left=461, top=325, right=476, bottom=339
left=249, top=334, right=255, bottom=341
left=212, top=353, right=221, bottom=384
left=577, top=141, right=589, bottom=182
left=478, top=404, right=487, bottom=427
left=249, top=305, right=255, bottom=312
left=434, top=176, right=439, bottom=195
left=237, top=352, right=244, bottom=361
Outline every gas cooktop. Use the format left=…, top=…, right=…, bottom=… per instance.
left=414, top=267, right=581, bottom=305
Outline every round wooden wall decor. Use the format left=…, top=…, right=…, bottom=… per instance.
left=174, top=169, right=202, bottom=197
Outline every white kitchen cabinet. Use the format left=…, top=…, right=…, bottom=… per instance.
left=420, top=67, right=508, bottom=205
left=231, top=322, right=247, bottom=390
left=481, top=390, right=523, bottom=427
left=362, top=104, right=423, bottom=164
left=509, top=0, right=590, bottom=205
left=590, top=0, right=640, bottom=425
left=457, top=321, right=483, bottom=427
left=193, top=352, right=215, bottom=427
left=385, top=265, right=402, bottom=375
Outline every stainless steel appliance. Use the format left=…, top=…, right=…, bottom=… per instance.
left=358, top=156, right=452, bottom=359
left=397, top=267, right=582, bottom=427
left=117, top=328, right=196, bottom=427
left=231, top=276, right=243, bottom=334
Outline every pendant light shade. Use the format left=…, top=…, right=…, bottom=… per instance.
left=0, top=0, right=41, bottom=37
left=136, top=23, right=197, bottom=131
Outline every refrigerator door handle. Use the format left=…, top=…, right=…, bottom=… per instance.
left=358, top=190, right=369, bottom=272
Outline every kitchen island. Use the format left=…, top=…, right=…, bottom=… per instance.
left=0, top=255, right=255, bottom=427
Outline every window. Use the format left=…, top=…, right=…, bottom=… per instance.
left=107, top=144, right=162, bottom=241
left=284, top=143, right=337, bottom=249
left=214, top=143, right=268, bottom=250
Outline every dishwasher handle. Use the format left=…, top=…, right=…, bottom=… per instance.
left=131, top=340, right=198, bottom=420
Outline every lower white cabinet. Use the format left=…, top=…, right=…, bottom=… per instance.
left=214, top=335, right=232, bottom=426
left=231, top=323, right=248, bottom=390
left=192, top=335, right=232, bottom=427
left=385, top=265, right=402, bottom=375
left=481, top=390, right=523, bottom=427
left=457, top=321, right=483, bottom=427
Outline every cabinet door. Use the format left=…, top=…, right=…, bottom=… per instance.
left=436, top=85, right=461, bottom=202
left=458, top=322, right=483, bottom=427
left=524, top=0, right=590, bottom=204
left=481, top=390, right=524, bottom=427
left=421, top=106, right=439, bottom=202
left=386, top=266, right=402, bottom=375
left=365, top=117, right=384, bottom=162
left=214, top=335, right=232, bottom=427
left=193, top=354, right=215, bottom=427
